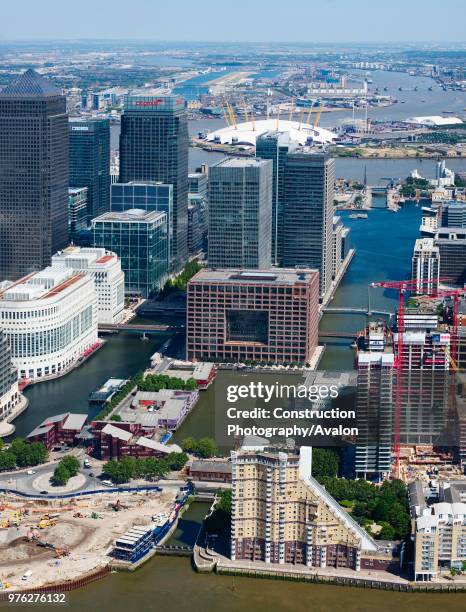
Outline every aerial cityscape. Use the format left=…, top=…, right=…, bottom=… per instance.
left=0, top=1, right=466, bottom=610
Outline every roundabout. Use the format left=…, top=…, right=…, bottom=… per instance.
left=32, top=471, right=87, bottom=494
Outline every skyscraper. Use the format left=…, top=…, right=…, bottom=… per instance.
left=283, top=150, right=335, bottom=295
left=0, top=69, right=68, bottom=280
left=208, top=158, right=273, bottom=269
left=119, top=95, right=189, bottom=270
left=69, top=118, right=110, bottom=221
left=256, top=131, right=298, bottom=265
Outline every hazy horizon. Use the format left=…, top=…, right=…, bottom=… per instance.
left=1, top=0, right=465, bottom=44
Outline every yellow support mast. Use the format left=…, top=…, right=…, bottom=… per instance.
left=313, top=108, right=323, bottom=128
left=227, top=102, right=237, bottom=130
left=222, top=105, right=230, bottom=127
left=288, top=100, right=295, bottom=122
left=298, top=108, right=305, bottom=130
left=306, top=100, right=315, bottom=124
left=276, top=105, right=280, bottom=130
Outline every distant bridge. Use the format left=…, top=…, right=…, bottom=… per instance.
left=98, top=323, right=184, bottom=334
left=322, top=307, right=393, bottom=317
left=319, top=331, right=358, bottom=339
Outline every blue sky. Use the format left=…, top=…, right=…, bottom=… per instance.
left=1, top=0, right=465, bottom=43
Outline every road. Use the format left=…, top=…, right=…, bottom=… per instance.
left=0, top=460, right=187, bottom=498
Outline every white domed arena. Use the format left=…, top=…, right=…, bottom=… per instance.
left=205, top=119, right=337, bottom=147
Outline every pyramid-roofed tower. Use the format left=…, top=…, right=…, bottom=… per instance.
left=0, top=68, right=60, bottom=97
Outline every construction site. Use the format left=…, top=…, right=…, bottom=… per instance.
left=0, top=489, right=177, bottom=590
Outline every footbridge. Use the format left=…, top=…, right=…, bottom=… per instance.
left=98, top=323, right=185, bottom=334
left=322, top=307, right=393, bottom=317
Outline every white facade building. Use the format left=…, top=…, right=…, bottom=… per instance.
left=412, top=238, right=440, bottom=295
left=0, top=267, right=98, bottom=381
left=52, top=247, right=125, bottom=324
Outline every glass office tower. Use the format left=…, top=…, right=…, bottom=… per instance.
left=92, top=209, right=168, bottom=298
left=283, top=150, right=335, bottom=295
left=208, top=158, right=273, bottom=270
left=0, top=69, right=68, bottom=280
left=69, top=118, right=110, bottom=221
left=119, top=95, right=189, bottom=271
left=110, top=181, right=173, bottom=264
left=256, top=131, right=298, bottom=266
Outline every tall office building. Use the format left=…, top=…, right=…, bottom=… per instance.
left=92, top=209, right=168, bottom=298
left=256, top=131, right=298, bottom=265
left=69, top=118, right=110, bottom=221
left=119, top=95, right=189, bottom=270
left=231, top=446, right=379, bottom=568
left=0, top=69, right=68, bottom=280
left=412, top=238, right=440, bottom=295
left=110, top=181, right=173, bottom=264
left=283, top=150, right=335, bottom=295
left=187, top=268, right=319, bottom=365
left=208, top=158, right=273, bottom=269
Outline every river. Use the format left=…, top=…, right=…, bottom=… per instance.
left=65, top=555, right=463, bottom=612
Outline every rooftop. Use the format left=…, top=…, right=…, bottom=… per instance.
left=206, top=119, right=336, bottom=147
left=0, top=69, right=60, bottom=98
left=212, top=157, right=272, bottom=169
left=0, top=269, right=88, bottom=303
left=189, top=268, right=319, bottom=286
left=92, top=209, right=167, bottom=224
left=53, top=247, right=119, bottom=270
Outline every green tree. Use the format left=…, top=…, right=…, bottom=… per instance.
left=181, top=437, right=197, bottom=453
left=52, top=464, right=71, bottom=486
left=166, top=452, right=189, bottom=471
left=184, top=378, right=198, bottom=391
left=378, top=521, right=396, bottom=540
left=387, top=502, right=410, bottom=539
left=312, top=448, right=339, bottom=479
left=196, top=437, right=218, bottom=458
left=0, top=451, right=17, bottom=471
left=216, top=488, right=232, bottom=514
left=60, top=455, right=80, bottom=477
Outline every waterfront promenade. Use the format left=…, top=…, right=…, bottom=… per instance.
left=194, top=545, right=466, bottom=592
